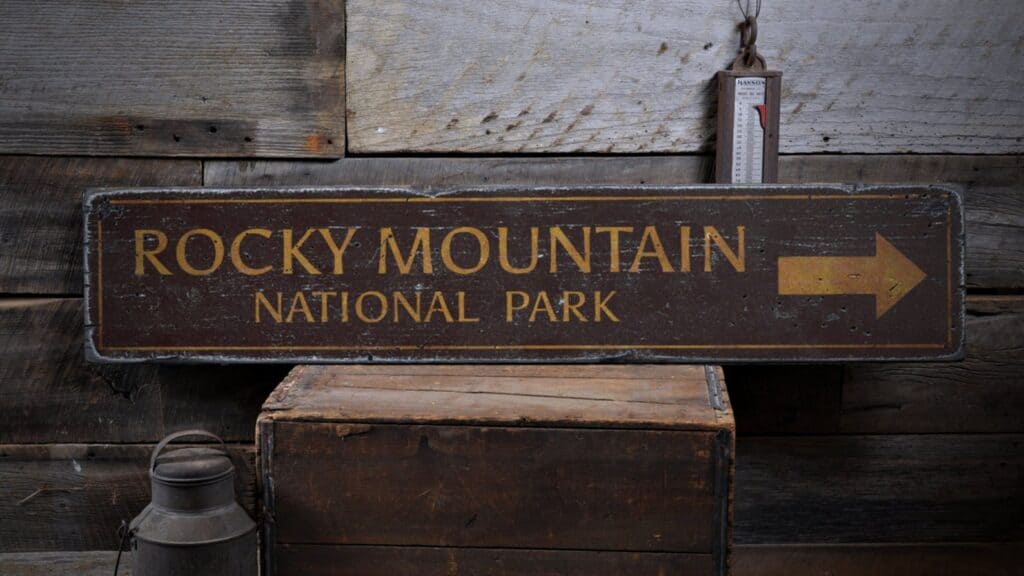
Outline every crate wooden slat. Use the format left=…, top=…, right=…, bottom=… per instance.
left=258, top=364, right=734, bottom=575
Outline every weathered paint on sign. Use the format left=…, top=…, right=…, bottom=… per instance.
left=83, top=185, right=964, bottom=363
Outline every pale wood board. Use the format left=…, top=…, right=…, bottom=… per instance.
left=0, top=1, right=344, bottom=157
left=0, top=298, right=287, bottom=444
left=346, top=0, right=1024, bottom=153
left=0, top=444, right=255, bottom=552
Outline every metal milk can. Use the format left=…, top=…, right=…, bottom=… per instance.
left=119, top=430, right=257, bottom=575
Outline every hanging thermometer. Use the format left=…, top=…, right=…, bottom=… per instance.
left=716, top=69, right=781, bottom=184
left=715, top=9, right=781, bottom=184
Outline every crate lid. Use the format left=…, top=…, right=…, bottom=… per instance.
left=260, top=365, right=732, bottom=431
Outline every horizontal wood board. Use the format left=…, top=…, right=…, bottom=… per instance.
left=263, top=364, right=728, bottom=431
left=8, top=544, right=1024, bottom=576
left=734, top=434, right=1024, bottom=544
left=731, top=543, right=1024, bottom=576
left=275, top=545, right=712, bottom=575
left=0, top=298, right=288, bottom=444
left=727, top=296, right=1024, bottom=434
left=268, top=421, right=721, bottom=552
left=0, top=444, right=255, bottom=552
left=0, top=157, right=201, bottom=294
left=346, top=0, right=1024, bottom=153
left=0, top=1, right=344, bottom=157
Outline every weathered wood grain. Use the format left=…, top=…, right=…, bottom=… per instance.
left=8, top=544, right=1023, bottom=576
left=269, top=423, right=719, bottom=551
left=85, top=184, right=961, bottom=363
left=732, top=543, right=1024, bottom=576
left=838, top=296, right=1024, bottom=434
left=0, top=157, right=201, bottom=295
left=346, top=0, right=1024, bottom=154
left=0, top=298, right=287, bottom=444
left=265, top=365, right=728, bottom=431
left=274, top=545, right=711, bottom=575
left=206, top=155, right=1024, bottom=290
left=204, top=156, right=710, bottom=187
left=776, top=155, right=1024, bottom=291
left=0, top=552, right=133, bottom=576
left=734, top=434, right=1024, bottom=543
left=0, top=1, right=344, bottom=157
left=0, top=444, right=255, bottom=552
left=728, top=296, right=1024, bottom=434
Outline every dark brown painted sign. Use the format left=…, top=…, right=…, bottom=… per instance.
left=83, top=185, right=964, bottom=363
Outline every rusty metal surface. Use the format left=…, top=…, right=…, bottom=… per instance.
left=83, top=184, right=964, bottom=363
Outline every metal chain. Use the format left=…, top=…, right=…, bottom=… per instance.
left=733, top=0, right=766, bottom=70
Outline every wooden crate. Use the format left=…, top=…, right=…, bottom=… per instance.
left=257, top=365, right=734, bottom=575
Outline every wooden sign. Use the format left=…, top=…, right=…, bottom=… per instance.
left=83, top=185, right=964, bottom=363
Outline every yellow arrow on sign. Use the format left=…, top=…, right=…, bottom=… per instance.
left=778, top=233, right=927, bottom=318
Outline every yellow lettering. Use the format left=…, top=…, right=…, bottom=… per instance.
left=393, top=291, right=422, bottom=323
left=230, top=228, right=273, bottom=276
left=457, top=291, right=479, bottom=322
left=562, top=291, right=588, bottom=322
left=356, top=291, right=388, bottom=323
left=595, top=226, right=632, bottom=272
left=379, top=228, right=433, bottom=274
left=679, top=226, right=692, bottom=272
left=254, top=292, right=282, bottom=323
left=285, top=292, right=314, bottom=323
left=441, top=227, right=490, bottom=275
left=319, top=228, right=357, bottom=275
left=498, top=227, right=539, bottom=274
left=629, top=226, right=673, bottom=272
left=312, top=291, right=336, bottom=322
left=704, top=226, right=746, bottom=272
left=506, top=291, right=530, bottom=321
left=549, top=227, right=591, bottom=273
left=134, top=229, right=171, bottom=276
left=283, top=229, right=321, bottom=275
left=595, top=291, right=619, bottom=322
left=424, top=292, right=453, bottom=323
left=340, top=292, right=349, bottom=323
left=176, top=228, right=224, bottom=276
left=529, top=291, right=558, bottom=322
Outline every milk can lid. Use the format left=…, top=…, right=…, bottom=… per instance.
left=152, top=447, right=233, bottom=484
left=150, top=430, right=233, bottom=485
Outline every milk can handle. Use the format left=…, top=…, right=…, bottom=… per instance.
left=150, top=430, right=227, bottom=472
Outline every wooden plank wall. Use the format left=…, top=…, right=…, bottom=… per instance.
left=1, top=1, right=1022, bottom=574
